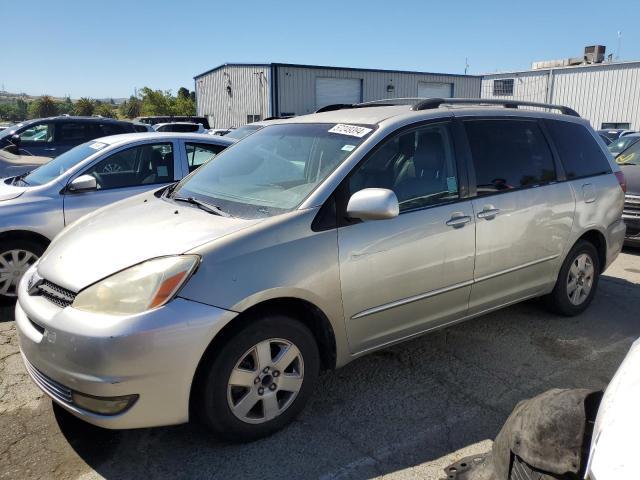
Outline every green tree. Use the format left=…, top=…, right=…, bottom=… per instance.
left=118, top=96, right=142, bottom=119
left=29, top=95, right=59, bottom=118
left=94, top=103, right=115, bottom=118
left=177, top=87, right=190, bottom=99
left=139, top=87, right=173, bottom=116
left=75, top=97, right=95, bottom=116
left=57, top=97, right=74, bottom=115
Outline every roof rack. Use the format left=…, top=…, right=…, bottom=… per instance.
left=316, top=98, right=429, bottom=113
left=411, top=98, right=580, bottom=117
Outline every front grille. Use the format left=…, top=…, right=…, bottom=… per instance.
left=623, top=195, right=640, bottom=218
left=36, top=280, right=76, bottom=308
left=22, top=355, right=73, bottom=404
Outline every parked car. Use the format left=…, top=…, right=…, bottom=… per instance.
left=607, top=132, right=640, bottom=157
left=0, top=132, right=233, bottom=299
left=135, top=116, right=210, bottom=129
left=0, top=150, right=52, bottom=178
left=15, top=99, right=625, bottom=441
left=132, top=122, right=154, bottom=133
left=585, top=338, right=640, bottom=480
left=614, top=140, right=640, bottom=247
left=223, top=121, right=270, bottom=140
left=0, top=116, right=137, bottom=157
left=598, top=129, right=636, bottom=142
left=208, top=128, right=233, bottom=136
left=153, top=122, right=207, bottom=134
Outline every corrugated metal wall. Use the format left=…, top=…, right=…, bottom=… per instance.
left=481, top=62, right=640, bottom=129
left=276, top=65, right=482, bottom=115
left=195, top=65, right=271, bottom=129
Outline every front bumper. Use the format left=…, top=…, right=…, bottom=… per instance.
left=622, top=194, right=640, bottom=247
left=16, top=268, right=237, bottom=429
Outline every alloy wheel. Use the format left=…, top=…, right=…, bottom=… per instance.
left=227, top=338, right=304, bottom=424
left=0, top=249, right=39, bottom=297
left=566, top=253, right=594, bottom=306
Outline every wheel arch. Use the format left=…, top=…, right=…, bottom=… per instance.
left=0, top=229, right=51, bottom=249
left=576, top=229, right=607, bottom=272
left=189, top=296, right=337, bottom=414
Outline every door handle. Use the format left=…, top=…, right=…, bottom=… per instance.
left=43, top=148, right=57, bottom=152
left=477, top=208, right=500, bottom=220
left=446, top=214, right=471, bottom=228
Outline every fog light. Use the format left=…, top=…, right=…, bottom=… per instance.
left=72, top=391, right=139, bottom=415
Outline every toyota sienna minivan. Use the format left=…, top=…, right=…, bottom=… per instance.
left=16, top=99, right=626, bottom=441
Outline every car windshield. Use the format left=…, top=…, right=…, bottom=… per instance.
left=170, top=123, right=373, bottom=218
left=224, top=124, right=262, bottom=140
left=23, top=141, right=107, bottom=186
left=0, top=123, right=24, bottom=140
left=609, top=136, right=640, bottom=156
left=616, top=140, right=640, bottom=165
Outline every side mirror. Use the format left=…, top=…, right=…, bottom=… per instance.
left=9, top=134, right=20, bottom=146
left=68, top=174, right=97, bottom=192
left=346, top=188, right=399, bottom=221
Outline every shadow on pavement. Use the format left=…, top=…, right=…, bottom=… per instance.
left=38, top=272, right=640, bottom=480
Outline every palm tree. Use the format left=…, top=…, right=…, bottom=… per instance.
left=34, top=95, right=59, bottom=118
left=74, top=97, right=94, bottom=116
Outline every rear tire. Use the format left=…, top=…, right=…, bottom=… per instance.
left=0, top=238, right=46, bottom=304
left=544, top=240, right=600, bottom=316
left=196, top=314, right=320, bottom=442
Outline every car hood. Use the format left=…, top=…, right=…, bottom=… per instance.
left=0, top=178, right=27, bottom=201
left=620, top=163, right=640, bottom=196
left=587, top=338, right=640, bottom=479
left=38, top=191, right=263, bottom=292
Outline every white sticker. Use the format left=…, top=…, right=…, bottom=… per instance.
left=341, top=144, right=356, bottom=152
left=89, top=142, right=107, bottom=151
left=328, top=124, right=373, bottom=138
left=157, top=166, right=168, bottom=177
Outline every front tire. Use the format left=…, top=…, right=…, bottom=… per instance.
left=197, top=314, right=320, bottom=442
left=0, top=238, right=46, bottom=304
left=544, top=240, right=600, bottom=316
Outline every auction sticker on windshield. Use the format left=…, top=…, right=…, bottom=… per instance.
left=89, top=142, right=108, bottom=151
left=328, top=124, right=373, bottom=138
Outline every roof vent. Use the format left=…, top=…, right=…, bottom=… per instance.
left=584, top=45, right=606, bottom=64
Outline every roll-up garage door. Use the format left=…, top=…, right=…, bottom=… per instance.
left=418, top=82, right=453, bottom=98
left=316, top=78, right=363, bottom=109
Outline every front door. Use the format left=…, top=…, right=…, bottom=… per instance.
left=17, top=121, right=57, bottom=157
left=461, top=118, right=575, bottom=314
left=63, top=141, right=178, bottom=225
left=338, top=122, right=476, bottom=353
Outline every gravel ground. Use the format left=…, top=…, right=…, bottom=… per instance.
left=1, top=249, right=639, bottom=480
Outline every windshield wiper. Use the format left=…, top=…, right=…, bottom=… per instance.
left=12, top=171, right=30, bottom=186
left=173, top=196, right=231, bottom=217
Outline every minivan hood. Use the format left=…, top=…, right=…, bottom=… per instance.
left=0, top=179, right=26, bottom=201
left=38, top=191, right=262, bottom=292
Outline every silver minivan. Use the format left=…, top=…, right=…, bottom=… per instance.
left=0, top=132, right=233, bottom=299
left=16, top=99, right=626, bottom=441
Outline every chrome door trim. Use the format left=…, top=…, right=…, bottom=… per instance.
left=351, top=279, right=474, bottom=320
left=351, top=253, right=560, bottom=321
left=473, top=254, right=560, bottom=283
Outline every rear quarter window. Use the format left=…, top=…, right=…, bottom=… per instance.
left=546, top=120, right=611, bottom=179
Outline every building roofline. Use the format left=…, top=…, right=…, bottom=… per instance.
left=194, top=62, right=482, bottom=79
left=482, top=59, right=640, bottom=77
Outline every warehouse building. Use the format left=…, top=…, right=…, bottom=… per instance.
left=194, top=63, right=482, bottom=128
left=481, top=46, right=640, bottom=130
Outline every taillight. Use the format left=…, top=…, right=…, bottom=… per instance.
left=615, top=171, right=627, bottom=194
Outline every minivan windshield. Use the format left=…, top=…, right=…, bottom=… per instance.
left=617, top=141, right=640, bottom=165
left=171, top=123, right=373, bottom=218
left=23, top=141, right=107, bottom=186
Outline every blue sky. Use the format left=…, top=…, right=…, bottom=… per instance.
left=5, top=0, right=639, bottom=98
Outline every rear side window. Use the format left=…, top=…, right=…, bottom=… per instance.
left=546, top=121, right=611, bottom=179
left=97, top=123, right=128, bottom=136
left=58, top=122, right=92, bottom=142
left=464, top=120, right=556, bottom=196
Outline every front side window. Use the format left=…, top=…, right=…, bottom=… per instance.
left=185, top=142, right=226, bottom=172
left=82, top=142, right=174, bottom=190
left=19, top=123, right=54, bottom=143
left=546, top=120, right=611, bottom=179
left=348, top=123, right=459, bottom=212
left=171, top=123, right=373, bottom=217
left=465, top=120, right=556, bottom=196
left=57, top=122, right=91, bottom=143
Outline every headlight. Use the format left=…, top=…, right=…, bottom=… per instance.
left=72, top=255, right=199, bottom=315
